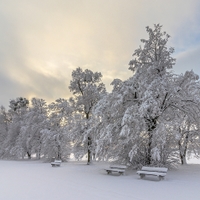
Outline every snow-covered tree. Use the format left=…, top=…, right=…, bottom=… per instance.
left=9, top=97, right=29, bottom=113
left=0, top=106, right=10, bottom=157
left=2, top=97, right=29, bottom=158
left=93, top=24, right=175, bottom=166
left=127, top=24, right=176, bottom=165
left=42, top=98, right=72, bottom=161
left=173, top=71, right=200, bottom=164
left=29, top=98, right=48, bottom=159
left=69, top=67, right=106, bottom=164
left=94, top=24, right=200, bottom=168
left=15, top=98, right=48, bottom=159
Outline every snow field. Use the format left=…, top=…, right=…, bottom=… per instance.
left=0, top=160, right=200, bottom=200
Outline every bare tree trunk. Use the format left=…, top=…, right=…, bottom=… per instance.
left=57, top=145, right=61, bottom=160
left=37, top=141, right=42, bottom=159
left=179, top=136, right=189, bottom=165
left=27, top=151, right=31, bottom=159
left=147, top=132, right=153, bottom=165
left=180, top=154, right=187, bottom=165
left=178, top=125, right=189, bottom=165
left=86, top=112, right=92, bottom=165
left=146, top=117, right=157, bottom=165
left=37, top=148, right=41, bottom=160
left=87, top=137, right=92, bottom=165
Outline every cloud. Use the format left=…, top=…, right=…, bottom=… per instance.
left=0, top=0, right=200, bottom=107
left=174, top=47, right=200, bottom=76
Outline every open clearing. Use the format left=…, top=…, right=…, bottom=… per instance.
left=0, top=159, right=200, bottom=200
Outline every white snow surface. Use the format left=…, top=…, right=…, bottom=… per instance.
left=0, top=159, right=200, bottom=200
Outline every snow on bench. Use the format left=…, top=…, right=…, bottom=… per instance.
left=137, top=166, right=168, bottom=180
left=51, top=160, right=62, bottom=167
left=105, top=165, right=127, bottom=175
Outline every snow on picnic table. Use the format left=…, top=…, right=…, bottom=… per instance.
left=0, top=159, right=200, bottom=200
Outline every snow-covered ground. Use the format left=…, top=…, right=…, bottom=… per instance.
left=0, top=159, right=200, bottom=200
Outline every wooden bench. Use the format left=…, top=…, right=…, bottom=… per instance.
left=137, top=166, right=168, bottom=180
left=51, top=160, right=62, bottom=167
left=105, top=165, right=127, bottom=175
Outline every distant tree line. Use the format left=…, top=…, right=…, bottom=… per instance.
left=0, top=24, right=200, bottom=168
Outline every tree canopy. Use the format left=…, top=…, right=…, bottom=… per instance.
left=0, top=24, right=200, bottom=168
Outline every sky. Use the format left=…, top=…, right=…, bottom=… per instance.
left=0, top=0, right=200, bottom=108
